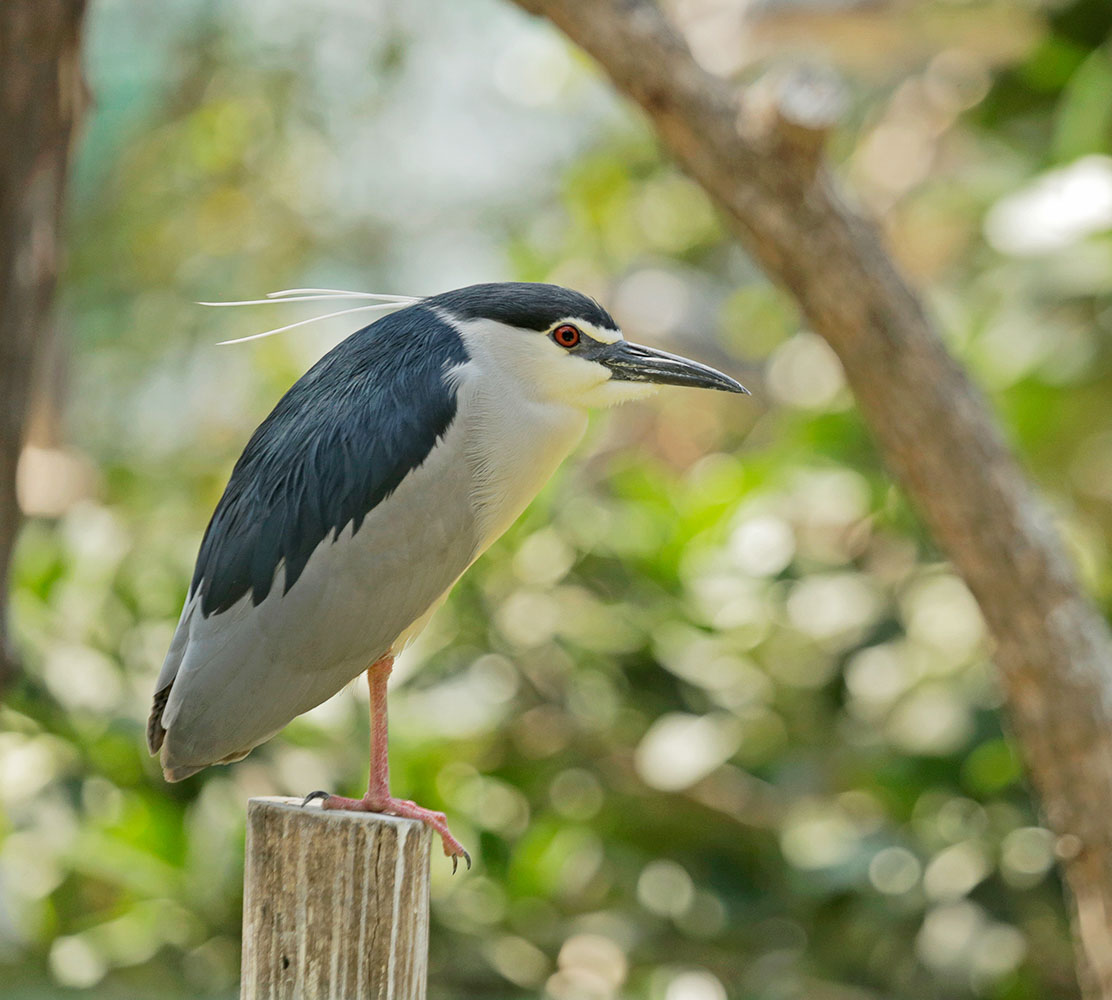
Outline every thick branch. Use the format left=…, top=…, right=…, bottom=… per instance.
left=0, top=0, right=86, bottom=691
left=512, top=0, right=1112, bottom=995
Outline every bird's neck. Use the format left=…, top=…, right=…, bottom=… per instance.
left=457, top=372, right=588, bottom=558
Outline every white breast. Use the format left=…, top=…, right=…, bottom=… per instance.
left=451, top=359, right=589, bottom=558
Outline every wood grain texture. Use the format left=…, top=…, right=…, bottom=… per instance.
left=241, top=797, right=432, bottom=1000
left=508, top=1, right=1112, bottom=996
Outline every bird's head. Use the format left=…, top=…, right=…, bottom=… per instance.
left=427, top=282, right=748, bottom=408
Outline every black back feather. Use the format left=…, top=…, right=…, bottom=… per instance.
left=191, top=304, right=469, bottom=617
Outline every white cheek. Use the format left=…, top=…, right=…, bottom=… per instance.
left=548, top=354, right=663, bottom=408
left=542, top=354, right=611, bottom=401
left=578, top=377, right=660, bottom=408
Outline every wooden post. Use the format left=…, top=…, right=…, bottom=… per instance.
left=241, top=797, right=432, bottom=1000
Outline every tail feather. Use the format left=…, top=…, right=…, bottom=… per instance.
left=161, top=759, right=207, bottom=782
left=160, top=740, right=252, bottom=782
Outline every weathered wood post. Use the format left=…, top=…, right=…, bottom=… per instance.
left=241, top=797, right=433, bottom=1000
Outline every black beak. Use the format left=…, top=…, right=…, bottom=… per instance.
left=593, top=340, right=749, bottom=394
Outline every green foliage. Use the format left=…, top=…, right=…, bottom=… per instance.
left=3, top=1, right=1112, bottom=998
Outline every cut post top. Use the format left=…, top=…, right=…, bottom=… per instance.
left=247, top=795, right=429, bottom=833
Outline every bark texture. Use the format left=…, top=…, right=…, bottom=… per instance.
left=242, top=798, right=433, bottom=1000
left=510, top=0, right=1112, bottom=994
left=0, top=0, right=87, bottom=692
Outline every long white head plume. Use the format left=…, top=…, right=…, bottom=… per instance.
left=199, top=288, right=419, bottom=345
left=264, top=288, right=415, bottom=302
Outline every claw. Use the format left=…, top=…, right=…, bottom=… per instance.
left=302, top=789, right=470, bottom=871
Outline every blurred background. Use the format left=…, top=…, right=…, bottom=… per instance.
left=3, top=0, right=1112, bottom=997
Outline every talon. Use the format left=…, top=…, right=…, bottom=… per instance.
left=321, top=788, right=469, bottom=866
left=302, top=790, right=329, bottom=807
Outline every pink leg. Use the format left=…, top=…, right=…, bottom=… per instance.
left=306, top=654, right=470, bottom=871
left=366, top=652, right=391, bottom=804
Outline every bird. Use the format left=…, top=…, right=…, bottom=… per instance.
left=148, top=281, right=748, bottom=868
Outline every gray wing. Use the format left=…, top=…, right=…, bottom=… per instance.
left=150, top=307, right=477, bottom=779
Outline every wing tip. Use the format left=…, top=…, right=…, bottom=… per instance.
left=148, top=682, right=207, bottom=781
left=147, top=684, right=172, bottom=756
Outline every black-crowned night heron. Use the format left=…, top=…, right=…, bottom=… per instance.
left=148, top=282, right=747, bottom=868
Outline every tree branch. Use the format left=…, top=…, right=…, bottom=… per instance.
left=511, top=0, right=1112, bottom=994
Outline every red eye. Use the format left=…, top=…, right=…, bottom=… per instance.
left=552, top=324, right=581, bottom=349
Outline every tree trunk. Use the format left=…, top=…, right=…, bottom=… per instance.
left=510, top=0, right=1112, bottom=995
left=0, top=0, right=87, bottom=692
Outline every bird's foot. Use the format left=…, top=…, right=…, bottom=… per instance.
left=303, top=790, right=471, bottom=872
